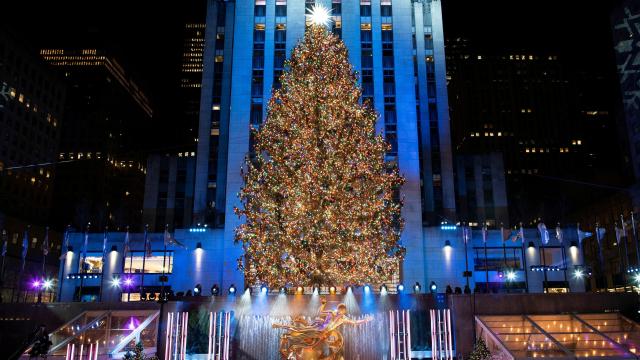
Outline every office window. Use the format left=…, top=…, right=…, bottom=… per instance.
left=275, top=5, right=287, bottom=17
left=123, top=251, right=174, bottom=274
left=80, top=252, right=103, bottom=273
left=254, top=5, right=266, bottom=17
left=275, top=29, right=286, bottom=44
left=360, top=5, right=372, bottom=17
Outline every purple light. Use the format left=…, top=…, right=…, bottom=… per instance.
left=124, top=277, right=133, bottom=287
left=127, top=317, right=138, bottom=330
left=32, top=280, right=42, bottom=289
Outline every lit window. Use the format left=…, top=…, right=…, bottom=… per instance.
left=124, top=252, right=174, bottom=274
left=81, top=253, right=104, bottom=273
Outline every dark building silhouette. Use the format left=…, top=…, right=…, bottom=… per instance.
left=446, top=38, right=628, bottom=226
left=40, top=49, right=152, bottom=231
left=0, top=30, right=65, bottom=225
left=0, top=29, right=65, bottom=302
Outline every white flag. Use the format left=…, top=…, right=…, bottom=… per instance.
left=537, top=223, right=549, bottom=245
left=555, top=225, right=563, bottom=244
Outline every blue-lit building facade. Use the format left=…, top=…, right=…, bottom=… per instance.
left=57, top=226, right=586, bottom=301
left=187, top=0, right=458, bottom=295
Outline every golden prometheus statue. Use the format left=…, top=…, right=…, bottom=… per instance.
left=273, top=298, right=372, bottom=360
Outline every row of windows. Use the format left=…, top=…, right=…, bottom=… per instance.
left=80, top=251, right=174, bottom=274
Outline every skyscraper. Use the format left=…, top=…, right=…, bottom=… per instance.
left=192, top=0, right=455, bottom=290
left=40, top=49, right=152, bottom=230
left=447, top=38, right=627, bottom=224
left=178, top=22, right=207, bottom=150
left=0, top=30, right=65, bottom=225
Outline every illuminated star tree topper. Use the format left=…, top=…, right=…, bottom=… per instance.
left=235, top=25, right=405, bottom=288
left=307, top=4, right=332, bottom=27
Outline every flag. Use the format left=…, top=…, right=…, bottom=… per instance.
left=516, top=224, right=525, bottom=243
left=144, top=227, right=152, bottom=257
left=501, top=226, right=512, bottom=242
left=555, top=224, right=564, bottom=244
left=537, top=222, right=549, bottom=245
left=21, top=229, right=29, bottom=269
left=164, top=227, right=186, bottom=248
left=102, top=230, right=108, bottom=261
left=577, top=224, right=592, bottom=244
left=462, top=226, right=471, bottom=244
left=596, top=226, right=606, bottom=242
left=41, top=227, right=49, bottom=256
left=481, top=224, right=488, bottom=243
left=123, top=230, right=130, bottom=259
left=80, top=231, right=88, bottom=271
left=1, top=230, right=7, bottom=257
left=615, top=224, right=625, bottom=244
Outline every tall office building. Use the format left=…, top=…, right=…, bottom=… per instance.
left=191, top=0, right=455, bottom=290
left=0, top=28, right=65, bottom=301
left=179, top=22, right=207, bottom=149
left=612, top=0, right=640, bottom=189
left=447, top=38, right=626, bottom=224
left=0, top=30, right=65, bottom=225
left=40, top=49, right=152, bottom=230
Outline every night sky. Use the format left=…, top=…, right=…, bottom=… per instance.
left=2, top=0, right=620, bottom=151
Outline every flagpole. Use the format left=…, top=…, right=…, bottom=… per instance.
left=596, top=222, right=604, bottom=274
left=0, top=230, right=7, bottom=302
left=161, top=224, right=168, bottom=302
left=463, top=223, right=470, bottom=289
left=539, top=225, right=548, bottom=294
left=632, top=211, right=640, bottom=267
left=99, top=227, right=107, bottom=302
left=483, top=223, right=489, bottom=293
left=38, top=226, right=49, bottom=303
left=57, top=225, right=70, bottom=302
left=140, top=224, right=149, bottom=300
left=15, top=225, right=30, bottom=303
left=522, top=237, right=529, bottom=294
left=123, top=226, right=132, bottom=302
left=78, top=223, right=89, bottom=302
left=41, top=227, right=47, bottom=277
left=501, top=224, right=507, bottom=268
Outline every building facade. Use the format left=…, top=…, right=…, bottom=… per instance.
left=143, top=154, right=197, bottom=231
left=56, top=226, right=586, bottom=302
left=0, top=29, right=65, bottom=225
left=40, top=49, right=152, bottom=231
left=446, top=38, right=628, bottom=226
left=188, top=0, right=456, bottom=293
left=178, top=22, right=207, bottom=151
left=454, top=153, right=508, bottom=226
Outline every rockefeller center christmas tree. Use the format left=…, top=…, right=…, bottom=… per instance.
left=235, top=24, right=405, bottom=288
